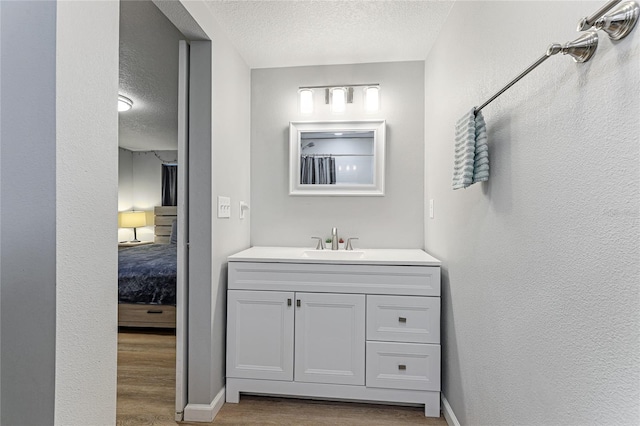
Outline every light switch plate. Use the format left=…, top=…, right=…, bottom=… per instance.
left=218, top=196, right=231, bottom=218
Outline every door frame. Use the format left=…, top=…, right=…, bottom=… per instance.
left=175, top=39, right=190, bottom=421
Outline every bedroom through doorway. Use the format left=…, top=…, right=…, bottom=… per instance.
left=116, top=1, right=189, bottom=422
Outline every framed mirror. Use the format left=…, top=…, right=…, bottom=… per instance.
left=289, top=120, right=386, bottom=196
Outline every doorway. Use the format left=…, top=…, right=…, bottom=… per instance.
left=116, top=1, right=189, bottom=422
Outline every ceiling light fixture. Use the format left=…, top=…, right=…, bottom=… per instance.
left=118, top=95, right=133, bottom=112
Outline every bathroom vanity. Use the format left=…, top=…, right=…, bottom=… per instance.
left=225, top=246, right=442, bottom=417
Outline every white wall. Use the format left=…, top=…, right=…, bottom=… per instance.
left=251, top=61, right=424, bottom=248
left=118, top=148, right=177, bottom=242
left=2, top=2, right=119, bottom=424
left=55, top=1, right=120, bottom=424
left=161, top=1, right=251, bottom=415
left=119, top=148, right=134, bottom=210
left=118, top=148, right=134, bottom=241
left=2, top=1, right=248, bottom=423
left=424, top=2, right=639, bottom=425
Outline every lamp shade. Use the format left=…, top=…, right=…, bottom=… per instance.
left=119, top=211, right=147, bottom=228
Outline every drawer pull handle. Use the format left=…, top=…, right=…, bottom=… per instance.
left=287, top=298, right=292, bottom=307
left=398, top=364, right=407, bottom=371
left=296, top=299, right=301, bottom=308
left=147, top=310, right=163, bottom=314
left=398, top=317, right=407, bottom=323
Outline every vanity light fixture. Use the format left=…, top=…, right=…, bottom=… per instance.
left=118, top=95, right=133, bottom=112
left=364, top=86, right=380, bottom=112
left=298, top=88, right=314, bottom=114
left=297, top=83, right=380, bottom=114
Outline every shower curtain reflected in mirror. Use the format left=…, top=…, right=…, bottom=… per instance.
left=300, top=155, right=336, bottom=185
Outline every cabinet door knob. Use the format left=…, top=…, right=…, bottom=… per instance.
left=398, top=317, right=407, bottom=323
left=287, top=298, right=292, bottom=307
left=296, top=299, right=301, bottom=307
left=398, top=364, right=407, bottom=371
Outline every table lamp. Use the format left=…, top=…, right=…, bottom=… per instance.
left=119, top=211, right=147, bottom=243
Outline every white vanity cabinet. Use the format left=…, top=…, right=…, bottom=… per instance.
left=227, top=290, right=365, bottom=385
left=226, top=290, right=294, bottom=381
left=226, top=248, right=442, bottom=417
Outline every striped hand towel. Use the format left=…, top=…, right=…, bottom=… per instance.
left=452, top=108, right=490, bottom=189
left=473, top=110, right=489, bottom=183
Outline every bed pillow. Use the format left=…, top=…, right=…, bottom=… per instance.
left=170, top=219, right=178, bottom=244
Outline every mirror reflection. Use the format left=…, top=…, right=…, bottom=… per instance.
left=300, top=131, right=374, bottom=185
left=289, top=120, right=385, bottom=196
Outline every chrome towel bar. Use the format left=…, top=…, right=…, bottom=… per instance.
left=475, top=1, right=638, bottom=115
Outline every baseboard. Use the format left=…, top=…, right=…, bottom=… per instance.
left=441, top=394, right=461, bottom=426
left=183, top=386, right=226, bottom=422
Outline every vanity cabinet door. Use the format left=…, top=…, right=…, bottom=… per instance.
left=227, top=290, right=294, bottom=381
left=294, top=292, right=365, bottom=385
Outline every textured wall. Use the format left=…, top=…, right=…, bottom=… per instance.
left=424, top=2, right=639, bottom=425
left=167, top=0, right=252, bottom=412
left=251, top=61, right=425, bottom=248
left=56, top=0, right=120, bottom=424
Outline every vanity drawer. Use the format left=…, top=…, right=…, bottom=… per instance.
left=367, top=295, right=439, bottom=344
left=366, top=341, right=440, bottom=391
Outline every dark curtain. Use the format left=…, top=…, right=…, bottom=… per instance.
left=300, top=156, right=336, bottom=185
left=162, top=164, right=178, bottom=206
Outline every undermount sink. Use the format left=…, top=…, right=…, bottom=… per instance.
left=301, top=250, right=365, bottom=260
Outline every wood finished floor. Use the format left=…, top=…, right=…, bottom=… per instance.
left=117, top=330, right=448, bottom=425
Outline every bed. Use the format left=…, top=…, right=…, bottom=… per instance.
left=118, top=206, right=177, bottom=328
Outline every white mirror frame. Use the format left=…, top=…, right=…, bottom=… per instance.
left=289, top=120, right=386, bottom=196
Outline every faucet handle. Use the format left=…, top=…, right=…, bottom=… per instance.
left=345, top=237, right=359, bottom=251
left=311, top=237, right=325, bottom=250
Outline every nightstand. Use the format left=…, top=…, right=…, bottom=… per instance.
left=118, top=241, right=153, bottom=248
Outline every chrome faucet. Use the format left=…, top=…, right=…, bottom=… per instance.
left=331, top=227, right=339, bottom=250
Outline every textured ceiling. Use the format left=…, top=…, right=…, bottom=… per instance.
left=119, top=0, right=183, bottom=151
left=119, top=0, right=455, bottom=151
left=204, top=0, right=454, bottom=68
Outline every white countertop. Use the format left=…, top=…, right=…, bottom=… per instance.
left=228, top=246, right=441, bottom=266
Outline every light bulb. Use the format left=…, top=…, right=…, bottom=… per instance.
left=331, top=88, right=346, bottom=113
left=364, top=86, right=379, bottom=112
left=299, top=89, right=313, bottom=114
